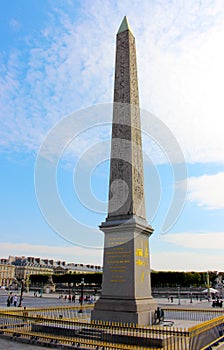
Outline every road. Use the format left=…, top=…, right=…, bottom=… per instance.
left=0, top=289, right=218, bottom=309
left=0, top=290, right=80, bottom=309
left=0, top=337, right=59, bottom=350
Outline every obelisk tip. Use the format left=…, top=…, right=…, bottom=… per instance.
left=117, top=16, right=133, bottom=35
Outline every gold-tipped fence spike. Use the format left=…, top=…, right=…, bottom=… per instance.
left=1, top=307, right=224, bottom=349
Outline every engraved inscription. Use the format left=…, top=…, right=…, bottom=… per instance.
left=105, top=235, right=132, bottom=284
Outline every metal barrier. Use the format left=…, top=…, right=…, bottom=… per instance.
left=0, top=307, right=223, bottom=349
left=1, top=305, right=223, bottom=321
left=188, top=316, right=224, bottom=349
left=0, top=304, right=93, bottom=321
left=163, top=307, right=224, bottom=323
left=200, top=333, right=224, bottom=350
left=0, top=310, right=189, bottom=349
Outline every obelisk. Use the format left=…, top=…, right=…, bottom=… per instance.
left=92, top=16, right=157, bottom=325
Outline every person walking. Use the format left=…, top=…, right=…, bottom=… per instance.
left=10, top=292, right=13, bottom=305
left=6, top=295, right=10, bottom=307
left=13, top=295, right=18, bottom=307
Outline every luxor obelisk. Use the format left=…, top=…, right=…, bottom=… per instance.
left=92, top=16, right=157, bottom=325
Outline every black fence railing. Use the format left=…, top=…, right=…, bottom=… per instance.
left=0, top=306, right=223, bottom=349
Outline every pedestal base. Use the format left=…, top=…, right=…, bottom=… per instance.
left=91, top=296, right=157, bottom=325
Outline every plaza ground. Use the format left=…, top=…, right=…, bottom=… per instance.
left=0, top=288, right=219, bottom=309
left=0, top=337, right=59, bottom=350
left=0, top=290, right=223, bottom=349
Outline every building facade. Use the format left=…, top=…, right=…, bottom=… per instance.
left=0, top=256, right=103, bottom=288
left=0, top=263, right=15, bottom=287
left=15, top=265, right=53, bottom=280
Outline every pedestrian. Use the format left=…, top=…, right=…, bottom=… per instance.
left=7, top=295, right=10, bottom=307
left=13, top=295, right=18, bottom=307
left=170, top=296, right=173, bottom=303
left=22, top=307, right=28, bottom=321
left=10, top=292, right=13, bottom=305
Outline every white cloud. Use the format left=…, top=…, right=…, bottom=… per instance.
left=187, top=173, right=224, bottom=209
left=0, top=4, right=115, bottom=154
left=9, top=18, right=21, bottom=31
left=151, top=250, right=223, bottom=271
left=138, top=5, right=224, bottom=164
left=161, top=231, right=224, bottom=250
left=1, top=0, right=224, bottom=164
left=0, top=242, right=103, bottom=265
left=1, top=239, right=222, bottom=271
left=151, top=231, right=224, bottom=269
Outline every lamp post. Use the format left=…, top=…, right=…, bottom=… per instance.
left=18, top=279, right=24, bottom=307
left=218, top=279, right=223, bottom=300
left=26, top=271, right=29, bottom=293
left=71, top=282, right=75, bottom=302
left=68, top=283, right=71, bottom=302
left=81, top=278, right=84, bottom=306
left=190, top=286, right=193, bottom=303
left=78, top=278, right=85, bottom=313
left=207, top=271, right=210, bottom=301
left=177, top=286, right=181, bottom=305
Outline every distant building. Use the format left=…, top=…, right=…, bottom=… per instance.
left=0, top=262, right=15, bottom=287
left=66, top=263, right=102, bottom=274
left=0, top=256, right=102, bottom=281
left=9, top=256, right=54, bottom=280
left=15, top=265, right=53, bottom=280
left=53, top=265, right=66, bottom=275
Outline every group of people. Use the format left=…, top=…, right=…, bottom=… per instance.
left=59, top=294, right=95, bottom=304
left=34, top=290, right=42, bottom=297
left=167, top=296, right=174, bottom=303
left=79, top=294, right=95, bottom=304
left=154, top=307, right=165, bottom=324
left=59, top=294, right=76, bottom=302
left=7, top=292, right=19, bottom=307
left=212, top=296, right=223, bottom=308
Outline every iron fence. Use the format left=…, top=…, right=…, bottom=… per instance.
left=0, top=306, right=223, bottom=349
left=163, top=307, right=224, bottom=323
left=0, top=304, right=93, bottom=320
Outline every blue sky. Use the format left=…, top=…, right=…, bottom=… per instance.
left=1, top=0, right=224, bottom=271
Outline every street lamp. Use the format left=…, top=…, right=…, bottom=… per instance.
left=78, top=278, right=85, bottom=314
left=177, top=286, right=181, bottom=305
left=81, top=278, right=84, bottom=306
left=18, top=279, right=24, bottom=307
left=190, top=286, right=193, bottom=303
left=207, top=271, right=211, bottom=301
left=26, top=271, right=29, bottom=293
left=68, top=283, right=71, bottom=302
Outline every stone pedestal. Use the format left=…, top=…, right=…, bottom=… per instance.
left=92, top=217, right=157, bottom=325
left=92, top=297, right=157, bottom=325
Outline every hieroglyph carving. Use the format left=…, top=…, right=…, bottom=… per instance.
left=108, top=29, right=146, bottom=220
